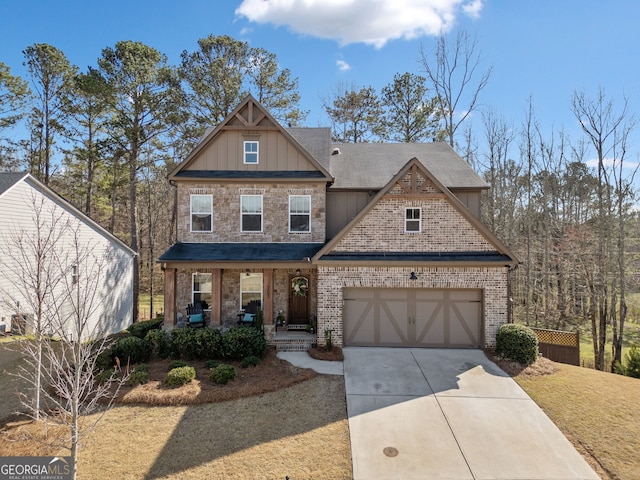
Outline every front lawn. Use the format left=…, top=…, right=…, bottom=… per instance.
left=516, top=362, right=639, bottom=480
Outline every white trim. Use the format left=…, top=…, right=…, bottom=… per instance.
left=289, top=194, right=311, bottom=233
left=405, top=207, right=421, bottom=233
left=190, top=194, right=213, bottom=233
left=243, top=140, right=259, bottom=164
left=240, top=194, right=263, bottom=233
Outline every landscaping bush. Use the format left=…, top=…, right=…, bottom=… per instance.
left=204, top=359, right=221, bottom=369
left=113, top=335, right=152, bottom=364
left=496, top=323, right=539, bottom=365
left=146, top=329, right=172, bottom=359
left=193, top=328, right=224, bottom=358
left=166, top=366, right=196, bottom=387
left=170, top=328, right=199, bottom=359
left=134, top=363, right=149, bottom=372
left=96, top=368, right=116, bottom=384
left=624, top=344, right=640, bottom=378
left=240, top=355, right=260, bottom=368
left=127, top=368, right=150, bottom=386
left=128, top=318, right=164, bottom=339
left=222, top=326, right=267, bottom=359
left=168, top=360, right=190, bottom=371
left=210, top=364, right=236, bottom=384
left=171, top=328, right=224, bottom=360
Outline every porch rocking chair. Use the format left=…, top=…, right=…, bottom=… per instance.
left=186, top=302, right=206, bottom=328
left=238, top=301, right=259, bottom=326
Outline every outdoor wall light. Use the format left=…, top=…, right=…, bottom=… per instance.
left=295, top=268, right=301, bottom=276
left=409, top=271, right=418, bottom=280
left=246, top=269, right=250, bottom=276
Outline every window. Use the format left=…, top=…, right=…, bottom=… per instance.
left=192, top=272, right=212, bottom=306
left=405, top=207, right=421, bottom=232
left=289, top=195, right=311, bottom=233
left=240, top=273, right=262, bottom=310
left=244, top=140, right=259, bottom=164
left=191, top=194, right=212, bottom=232
left=241, top=195, right=262, bottom=232
left=71, top=265, right=78, bottom=285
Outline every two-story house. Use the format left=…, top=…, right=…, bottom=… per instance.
left=159, top=95, right=518, bottom=349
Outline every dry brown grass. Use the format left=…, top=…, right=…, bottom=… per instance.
left=0, top=346, right=352, bottom=479
left=511, top=360, right=640, bottom=480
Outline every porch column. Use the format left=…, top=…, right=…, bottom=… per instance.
left=263, top=268, right=274, bottom=325
left=163, top=267, right=176, bottom=326
left=211, top=268, right=222, bottom=326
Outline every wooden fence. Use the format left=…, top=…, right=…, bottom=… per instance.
left=530, top=327, right=580, bottom=366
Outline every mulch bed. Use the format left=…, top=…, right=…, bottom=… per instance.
left=307, top=345, right=344, bottom=361
left=116, top=347, right=316, bottom=405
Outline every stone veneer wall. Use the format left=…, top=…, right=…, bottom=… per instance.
left=333, top=197, right=494, bottom=252
left=316, top=266, right=509, bottom=348
left=177, top=182, right=326, bottom=243
left=175, top=267, right=317, bottom=338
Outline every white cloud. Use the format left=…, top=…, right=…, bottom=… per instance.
left=336, top=59, right=351, bottom=71
left=235, top=0, right=484, bottom=48
left=585, top=157, right=640, bottom=170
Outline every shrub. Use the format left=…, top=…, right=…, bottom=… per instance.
left=168, top=360, right=190, bottom=371
left=96, top=368, right=116, bottom=384
left=210, top=364, right=236, bottom=384
left=127, top=369, right=150, bottom=386
left=240, top=355, right=260, bottom=368
left=128, top=318, right=164, bottom=339
left=194, top=328, right=224, bottom=359
left=113, top=335, right=151, bottom=364
left=171, top=328, right=224, bottom=360
left=146, top=329, right=172, bottom=359
left=223, top=326, right=267, bottom=359
left=204, top=359, right=221, bottom=369
left=496, top=323, right=539, bottom=365
left=624, top=344, right=640, bottom=378
left=134, top=363, right=149, bottom=372
left=166, top=366, right=196, bottom=387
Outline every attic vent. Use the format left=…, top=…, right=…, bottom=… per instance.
left=332, top=148, right=341, bottom=156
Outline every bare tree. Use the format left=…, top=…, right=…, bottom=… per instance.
left=1, top=192, right=126, bottom=480
left=571, top=86, right=636, bottom=371
left=420, top=30, right=492, bottom=148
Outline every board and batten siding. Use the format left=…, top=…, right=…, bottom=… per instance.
left=187, top=130, right=319, bottom=172
left=0, top=177, right=134, bottom=339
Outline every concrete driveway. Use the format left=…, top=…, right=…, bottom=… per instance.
left=344, top=347, right=599, bottom=480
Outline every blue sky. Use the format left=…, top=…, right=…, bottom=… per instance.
left=2, top=0, right=640, bottom=161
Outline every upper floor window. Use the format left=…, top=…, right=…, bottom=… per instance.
left=191, top=194, right=212, bottom=232
left=405, top=207, right=421, bottom=233
left=244, top=140, right=259, bottom=164
left=289, top=195, right=311, bottom=233
left=241, top=195, right=262, bottom=232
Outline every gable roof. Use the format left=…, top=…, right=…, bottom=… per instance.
left=0, top=172, right=135, bottom=257
left=169, top=95, right=333, bottom=182
left=315, top=157, right=519, bottom=266
left=0, top=172, right=28, bottom=197
left=329, top=142, right=488, bottom=190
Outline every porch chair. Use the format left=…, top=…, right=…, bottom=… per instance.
left=186, top=302, right=206, bottom=328
left=238, top=300, right=259, bottom=326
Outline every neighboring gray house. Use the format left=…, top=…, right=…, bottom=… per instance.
left=0, top=172, right=135, bottom=339
left=160, top=95, right=519, bottom=349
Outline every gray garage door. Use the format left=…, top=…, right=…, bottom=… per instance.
left=343, top=288, right=482, bottom=348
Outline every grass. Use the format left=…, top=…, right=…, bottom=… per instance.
left=138, top=293, right=164, bottom=320
left=0, top=346, right=352, bottom=479
left=515, top=362, right=640, bottom=480
left=578, top=320, right=640, bottom=369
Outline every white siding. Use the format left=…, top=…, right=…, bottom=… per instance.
left=0, top=178, right=134, bottom=339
